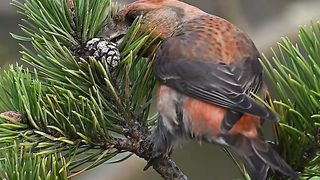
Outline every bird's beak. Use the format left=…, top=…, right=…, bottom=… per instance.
left=100, top=19, right=129, bottom=43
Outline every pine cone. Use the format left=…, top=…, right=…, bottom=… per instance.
left=84, top=37, right=121, bottom=71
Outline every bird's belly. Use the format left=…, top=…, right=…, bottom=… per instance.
left=184, top=98, right=225, bottom=137
left=156, top=85, right=181, bottom=133
left=156, top=85, right=260, bottom=141
left=184, top=98, right=261, bottom=139
left=156, top=85, right=225, bottom=137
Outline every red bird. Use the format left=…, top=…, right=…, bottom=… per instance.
left=107, top=0, right=297, bottom=179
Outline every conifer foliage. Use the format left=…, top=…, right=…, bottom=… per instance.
left=260, top=24, right=320, bottom=179
left=0, top=0, right=157, bottom=179
left=0, top=0, right=319, bottom=179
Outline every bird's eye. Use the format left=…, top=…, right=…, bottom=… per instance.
left=126, top=11, right=140, bottom=25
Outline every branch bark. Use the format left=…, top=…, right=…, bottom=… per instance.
left=111, top=122, right=188, bottom=180
left=102, top=114, right=189, bottom=179
left=113, top=136, right=188, bottom=180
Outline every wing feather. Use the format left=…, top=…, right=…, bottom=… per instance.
left=154, top=53, right=276, bottom=120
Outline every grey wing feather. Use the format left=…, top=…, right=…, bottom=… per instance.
left=154, top=58, right=277, bottom=120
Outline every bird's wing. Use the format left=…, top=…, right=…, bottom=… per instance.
left=154, top=35, right=276, bottom=121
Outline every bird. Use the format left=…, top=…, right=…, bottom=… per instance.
left=105, top=0, right=297, bottom=179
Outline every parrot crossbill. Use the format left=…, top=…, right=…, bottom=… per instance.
left=106, top=0, right=297, bottom=179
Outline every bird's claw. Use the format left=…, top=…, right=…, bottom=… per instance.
left=144, top=156, right=161, bottom=171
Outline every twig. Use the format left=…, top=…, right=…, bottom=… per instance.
left=113, top=136, right=188, bottom=180
left=112, top=121, right=188, bottom=180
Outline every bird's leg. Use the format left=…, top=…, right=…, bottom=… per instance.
left=144, top=115, right=176, bottom=170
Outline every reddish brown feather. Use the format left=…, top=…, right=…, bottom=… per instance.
left=170, top=15, right=257, bottom=64
left=118, top=0, right=257, bottom=64
left=184, top=97, right=223, bottom=137
left=185, top=97, right=260, bottom=138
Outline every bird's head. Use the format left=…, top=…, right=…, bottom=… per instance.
left=102, top=0, right=204, bottom=41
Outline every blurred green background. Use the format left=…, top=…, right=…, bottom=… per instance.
left=1, top=0, right=319, bottom=179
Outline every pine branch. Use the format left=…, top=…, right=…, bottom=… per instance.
left=111, top=124, right=188, bottom=180
left=0, top=142, right=68, bottom=180
left=0, top=0, right=187, bottom=179
left=260, top=23, right=320, bottom=179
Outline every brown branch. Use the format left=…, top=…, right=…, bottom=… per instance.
left=110, top=122, right=188, bottom=180
left=112, top=136, right=188, bottom=180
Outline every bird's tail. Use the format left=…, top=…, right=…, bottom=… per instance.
left=225, top=135, right=298, bottom=180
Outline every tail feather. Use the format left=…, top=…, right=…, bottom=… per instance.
left=238, top=152, right=269, bottom=180
left=225, top=135, right=297, bottom=180
left=250, top=139, right=297, bottom=179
